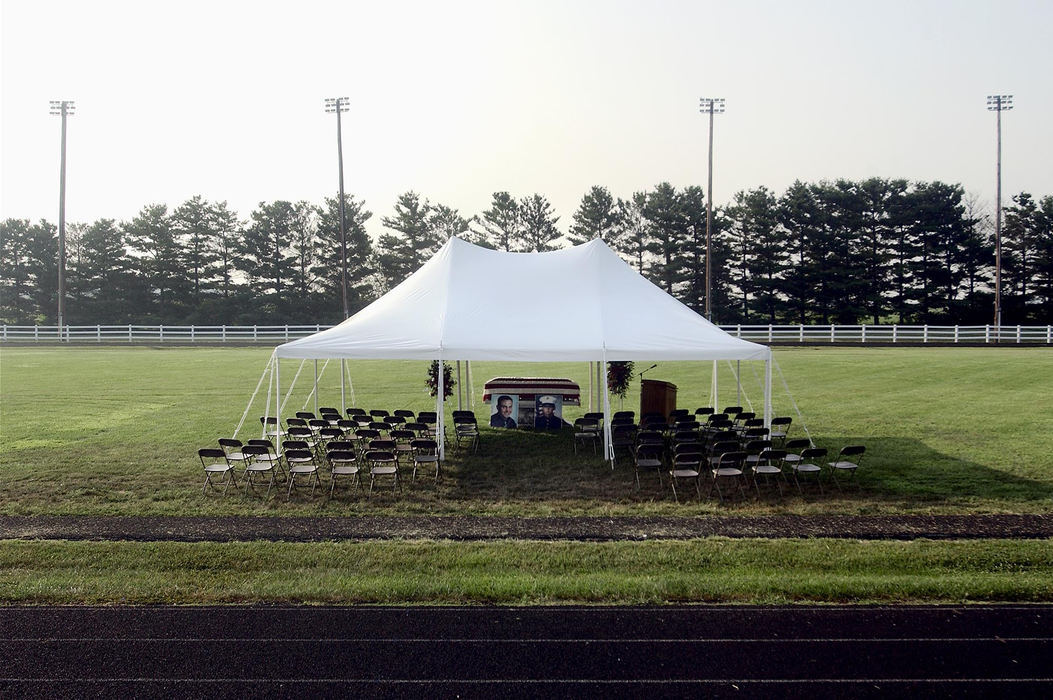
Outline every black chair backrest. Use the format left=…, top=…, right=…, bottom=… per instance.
left=583, top=412, right=605, bottom=421
left=370, top=409, right=391, bottom=418
left=320, top=427, right=344, bottom=440
left=365, top=449, right=396, bottom=462
left=326, top=440, right=355, bottom=452
left=309, top=419, right=329, bottom=430
left=636, top=443, right=663, bottom=460
left=722, top=406, right=744, bottom=417
left=800, top=447, right=828, bottom=460
left=418, top=411, right=437, bottom=422
left=288, top=426, right=313, bottom=440
left=295, top=411, right=315, bottom=420
left=674, top=442, right=704, bottom=456
left=411, top=438, right=438, bottom=453
left=247, top=439, right=274, bottom=449
left=771, top=416, right=792, bottom=426
left=369, top=421, right=392, bottom=432
left=243, top=444, right=272, bottom=457
left=785, top=438, right=812, bottom=451
left=218, top=438, right=242, bottom=449
left=706, top=413, right=729, bottom=424
left=355, top=428, right=380, bottom=440
left=695, top=407, right=714, bottom=416
left=337, top=419, right=357, bottom=430
left=758, top=449, right=786, bottom=462
left=319, top=407, right=339, bottom=415
left=840, top=445, right=866, bottom=457
left=346, top=407, right=367, bottom=416
left=284, top=448, right=314, bottom=462
left=327, top=450, right=356, bottom=463
left=394, top=409, right=415, bottom=418
left=669, top=409, right=689, bottom=419
left=744, top=439, right=772, bottom=454
left=282, top=440, right=310, bottom=451
left=199, top=447, right=226, bottom=459
left=369, top=438, right=396, bottom=451
left=717, top=450, right=747, bottom=466
left=613, top=410, right=635, bottom=420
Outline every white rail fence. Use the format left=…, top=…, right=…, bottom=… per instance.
left=2, top=324, right=1052, bottom=345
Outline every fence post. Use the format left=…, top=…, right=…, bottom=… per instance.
left=923, top=325, right=928, bottom=343
left=159, top=325, right=164, bottom=342
left=128, top=324, right=132, bottom=342
left=830, top=325, right=835, bottom=343
left=768, top=324, right=773, bottom=343
left=97, top=325, right=101, bottom=343
left=286, top=325, right=290, bottom=341
left=954, top=325, right=959, bottom=343
left=1017, top=326, right=1022, bottom=344
left=35, top=325, right=39, bottom=341
left=222, top=325, right=226, bottom=342
left=253, top=325, right=258, bottom=341
left=191, top=326, right=195, bottom=343
left=799, top=324, right=804, bottom=342
left=1048, top=325, right=1052, bottom=345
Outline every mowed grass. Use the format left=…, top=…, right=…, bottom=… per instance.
left=1, top=345, right=1052, bottom=516
left=2, top=538, right=1051, bottom=605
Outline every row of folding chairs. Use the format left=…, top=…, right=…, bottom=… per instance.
left=199, top=435, right=442, bottom=500
left=635, top=441, right=866, bottom=503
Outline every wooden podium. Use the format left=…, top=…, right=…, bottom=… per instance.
left=640, top=379, right=677, bottom=420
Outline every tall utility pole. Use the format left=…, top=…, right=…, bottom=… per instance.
left=325, top=97, right=351, bottom=319
left=49, top=100, right=75, bottom=336
left=699, top=97, right=725, bottom=321
left=986, top=94, right=1012, bottom=333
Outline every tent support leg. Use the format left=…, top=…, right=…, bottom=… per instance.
left=456, top=361, right=462, bottom=411
left=764, top=351, right=773, bottom=429
left=711, top=360, right=719, bottom=410
left=437, top=359, right=445, bottom=461
left=596, top=361, right=603, bottom=416
left=340, top=359, right=345, bottom=413
left=602, top=353, right=614, bottom=469
left=313, top=360, right=319, bottom=415
left=275, top=357, right=282, bottom=456
left=587, top=362, right=593, bottom=412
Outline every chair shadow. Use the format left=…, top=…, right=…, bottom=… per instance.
left=444, top=430, right=1053, bottom=508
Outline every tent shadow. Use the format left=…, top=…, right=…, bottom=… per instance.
left=443, top=430, right=1053, bottom=508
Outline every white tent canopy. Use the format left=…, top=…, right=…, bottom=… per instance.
left=272, top=236, right=773, bottom=460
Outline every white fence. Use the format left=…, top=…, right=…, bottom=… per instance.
left=2, top=324, right=1052, bottom=345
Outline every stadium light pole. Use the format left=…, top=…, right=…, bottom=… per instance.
left=986, top=94, right=1012, bottom=335
left=699, top=97, right=725, bottom=321
left=49, top=100, right=75, bottom=338
left=325, top=96, right=351, bottom=319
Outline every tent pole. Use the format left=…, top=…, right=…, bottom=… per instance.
left=456, top=361, right=462, bottom=411
left=587, top=362, right=593, bottom=412
left=313, top=360, right=319, bottom=415
left=467, top=361, right=474, bottom=409
left=262, top=353, right=275, bottom=440
left=764, top=351, right=773, bottom=429
left=340, top=359, right=345, bottom=413
left=437, top=359, right=445, bottom=461
left=711, top=360, right=719, bottom=410
left=598, top=360, right=606, bottom=414
left=602, top=353, right=614, bottom=468
left=275, top=357, right=282, bottom=455
left=736, top=360, right=741, bottom=407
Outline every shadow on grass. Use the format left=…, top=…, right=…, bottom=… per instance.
left=442, top=429, right=1053, bottom=508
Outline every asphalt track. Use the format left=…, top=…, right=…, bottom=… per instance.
left=1, top=605, right=1051, bottom=698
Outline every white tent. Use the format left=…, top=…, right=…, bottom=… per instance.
left=273, top=236, right=773, bottom=460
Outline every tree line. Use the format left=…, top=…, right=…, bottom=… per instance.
left=2, top=180, right=1051, bottom=326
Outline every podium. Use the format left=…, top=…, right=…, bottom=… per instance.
left=640, top=379, right=677, bottom=421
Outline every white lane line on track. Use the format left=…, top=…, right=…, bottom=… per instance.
left=3, top=637, right=1052, bottom=643
left=2, top=678, right=1053, bottom=684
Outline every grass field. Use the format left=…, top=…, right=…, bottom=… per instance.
left=3, top=345, right=1052, bottom=605
left=3, top=538, right=1051, bottom=605
left=2, top=345, right=1051, bottom=516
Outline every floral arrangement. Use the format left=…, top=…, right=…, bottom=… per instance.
left=606, top=360, right=635, bottom=399
left=426, top=360, right=456, bottom=399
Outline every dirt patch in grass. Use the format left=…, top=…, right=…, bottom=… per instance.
left=2, top=513, right=1051, bottom=542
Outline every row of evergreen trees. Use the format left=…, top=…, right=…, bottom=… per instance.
left=2, top=179, right=1051, bottom=326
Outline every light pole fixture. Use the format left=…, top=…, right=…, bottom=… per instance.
left=699, top=97, right=725, bottom=321
left=325, top=96, right=351, bottom=319
left=987, top=94, right=1012, bottom=334
left=49, top=100, right=75, bottom=337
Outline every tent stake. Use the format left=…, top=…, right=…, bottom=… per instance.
left=456, top=361, right=462, bottom=411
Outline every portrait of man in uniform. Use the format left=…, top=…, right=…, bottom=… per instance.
left=533, top=394, right=563, bottom=430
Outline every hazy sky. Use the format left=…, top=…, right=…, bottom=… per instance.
left=3, top=0, right=1051, bottom=239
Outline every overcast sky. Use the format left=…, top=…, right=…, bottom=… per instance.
left=3, top=0, right=1051, bottom=239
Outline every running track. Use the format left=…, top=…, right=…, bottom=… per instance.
left=1, top=605, right=1051, bottom=698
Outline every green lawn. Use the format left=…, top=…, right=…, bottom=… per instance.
left=1, top=345, right=1052, bottom=516
left=2, top=538, right=1050, bottom=605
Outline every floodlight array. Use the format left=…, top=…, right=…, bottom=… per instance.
left=324, top=97, right=350, bottom=113
left=49, top=100, right=76, bottom=116
left=986, top=95, right=1013, bottom=111
left=699, top=97, right=726, bottom=114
